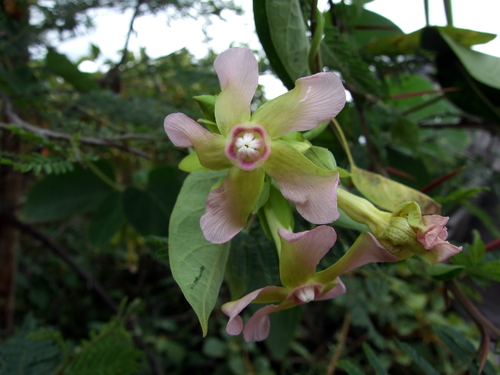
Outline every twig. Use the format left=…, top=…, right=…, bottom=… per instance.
left=420, top=166, right=467, bottom=194
left=2, top=213, right=165, bottom=375
left=119, top=0, right=144, bottom=66
left=326, top=313, right=351, bottom=375
left=0, top=92, right=157, bottom=159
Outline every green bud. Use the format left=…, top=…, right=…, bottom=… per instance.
left=193, top=95, right=217, bottom=122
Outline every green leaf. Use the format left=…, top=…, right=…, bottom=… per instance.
left=265, top=0, right=310, bottom=82
left=253, top=0, right=294, bottom=89
left=468, top=230, right=486, bottom=265
left=22, top=161, right=115, bottom=223
left=123, top=166, right=183, bottom=237
left=0, top=314, right=63, bottom=375
left=304, top=146, right=337, bottom=170
left=429, top=263, right=465, bottom=281
left=468, top=260, right=500, bottom=282
left=66, top=321, right=143, bottom=375
left=362, top=342, right=388, bottom=375
left=88, top=192, right=125, bottom=247
left=397, top=342, right=440, bottom=375
left=46, top=49, right=99, bottom=93
left=168, top=170, right=230, bottom=336
left=439, top=31, right=500, bottom=90
left=351, top=166, right=441, bottom=214
left=389, top=117, right=420, bottom=154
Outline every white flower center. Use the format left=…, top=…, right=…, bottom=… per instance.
left=235, top=132, right=262, bottom=160
left=295, top=286, right=316, bottom=303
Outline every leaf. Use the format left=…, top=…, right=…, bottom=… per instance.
left=46, top=49, right=99, bottom=93
left=439, top=31, right=500, bottom=90
left=389, top=117, right=420, bottom=154
left=0, top=314, right=63, bottom=375
left=88, top=192, right=125, bottom=247
left=397, top=341, right=440, bottom=375
left=253, top=0, right=294, bottom=89
left=429, top=263, right=465, bottom=281
left=365, top=26, right=496, bottom=56
left=66, top=321, right=144, bottom=375
left=123, top=166, right=184, bottom=237
left=22, top=161, right=115, bottom=223
left=351, top=166, right=441, bottom=214
left=362, top=342, right=388, bottom=375
left=468, top=260, right=500, bottom=282
left=168, top=170, right=230, bottom=336
left=265, top=0, right=310, bottom=82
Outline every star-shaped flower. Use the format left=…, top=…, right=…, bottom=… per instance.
left=164, top=48, right=346, bottom=243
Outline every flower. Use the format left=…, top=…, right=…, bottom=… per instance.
left=336, top=189, right=462, bottom=265
left=222, top=226, right=398, bottom=342
left=164, top=48, right=346, bottom=243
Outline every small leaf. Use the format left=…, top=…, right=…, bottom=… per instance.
left=397, top=341, right=440, bottom=375
left=467, top=260, right=500, bottom=282
left=168, top=170, right=230, bottom=336
left=265, top=306, right=304, bottom=360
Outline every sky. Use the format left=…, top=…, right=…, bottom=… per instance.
left=56, top=0, right=500, bottom=98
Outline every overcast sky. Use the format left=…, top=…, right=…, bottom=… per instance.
left=56, top=0, right=500, bottom=98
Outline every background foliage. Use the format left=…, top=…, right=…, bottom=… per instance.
left=1, top=0, right=499, bottom=374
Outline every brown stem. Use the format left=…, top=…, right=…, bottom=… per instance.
left=0, top=92, right=155, bottom=159
left=446, top=280, right=500, bottom=339
left=2, top=213, right=165, bottom=375
left=326, top=313, right=351, bottom=375
left=420, top=166, right=467, bottom=194
left=485, top=238, right=500, bottom=253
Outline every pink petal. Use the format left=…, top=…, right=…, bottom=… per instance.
left=214, top=48, right=258, bottom=135
left=417, top=215, right=450, bottom=249
left=252, top=72, right=346, bottom=139
left=422, top=243, right=463, bottom=264
left=221, top=286, right=287, bottom=336
left=200, top=167, right=265, bottom=243
left=278, top=226, right=337, bottom=288
left=243, top=304, right=288, bottom=342
left=313, top=232, right=398, bottom=284
left=315, top=278, right=347, bottom=301
left=164, top=113, right=231, bottom=170
left=263, top=140, right=340, bottom=224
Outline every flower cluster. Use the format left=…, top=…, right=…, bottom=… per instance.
left=164, top=47, right=463, bottom=342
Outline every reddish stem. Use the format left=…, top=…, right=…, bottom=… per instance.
left=420, top=166, right=467, bottom=194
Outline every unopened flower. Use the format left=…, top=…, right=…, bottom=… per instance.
left=337, top=189, right=462, bottom=265
left=164, top=48, right=346, bottom=243
left=222, top=226, right=397, bottom=342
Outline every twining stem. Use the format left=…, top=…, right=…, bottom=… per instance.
left=443, top=0, right=454, bottom=27
left=326, top=313, right=351, bottom=375
left=309, top=5, right=325, bottom=74
left=84, top=158, right=124, bottom=192
left=424, top=0, right=430, bottom=26
left=329, top=118, right=355, bottom=167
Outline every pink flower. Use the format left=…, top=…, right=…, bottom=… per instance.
left=164, top=48, right=346, bottom=244
left=222, top=226, right=398, bottom=342
left=416, top=215, right=462, bottom=264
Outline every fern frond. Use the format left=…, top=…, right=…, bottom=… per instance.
left=0, top=151, right=74, bottom=175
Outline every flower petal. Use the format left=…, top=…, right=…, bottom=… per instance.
left=251, top=72, right=345, bottom=139
left=200, top=167, right=265, bottom=243
left=214, top=48, right=258, bottom=135
left=264, top=140, right=340, bottom=224
left=417, top=215, right=451, bottom=249
left=164, top=113, right=231, bottom=170
left=419, top=243, right=462, bottom=265
left=221, top=286, right=287, bottom=336
left=243, top=303, right=291, bottom=342
left=313, top=232, right=398, bottom=284
left=315, top=278, right=346, bottom=301
left=279, top=226, right=337, bottom=288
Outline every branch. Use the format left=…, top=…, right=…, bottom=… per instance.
left=2, top=213, right=164, bottom=375
left=0, top=92, right=158, bottom=159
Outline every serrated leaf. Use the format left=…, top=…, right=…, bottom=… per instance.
left=22, top=161, right=115, bottom=223
left=467, top=260, right=500, bottom=282
left=168, top=171, right=230, bottom=336
left=337, top=360, right=365, bottom=375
